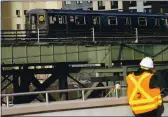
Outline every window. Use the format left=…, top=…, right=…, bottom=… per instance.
left=70, top=16, right=75, bottom=22
left=24, top=10, right=27, bottom=15
left=16, top=10, right=20, bottom=17
left=143, top=1, right=152, bottom=6
left=151, top=18, right=158, bottom=26
left=76, top=1, right=82, bottom=4
left=93, top=16, right=100, bottom=25
left=17, top=24, right=21, bottom=29
left=155, top=18, right=160, bottom=26
left=25, top=15, right=29, bottom=24
left=138, top=17, right=147, bottom=26
left=108, top=16, right=117, bottom=25
left=129, top=1, right=136, bottom=7
left=49, top=15, right=67, bottom=24
left=144, top=8, right=152, bottom=13
left=65, top=1, right=71, bottom=4
left=31, top=15, right=35, bottom=24
left=75, top=15, right=86, bottom=25
left=98, top=1, right=105, bottom=10
left=123, top=17, right=131, bottom=25
left=58, top=15, right=67, bottom=24
left=87, top=1, right=92, bottom=3
left=88, top=8, right=93, bottom=10
left=49, top=15, right=57, bottom=24
left=111, top=1, right=118, bottom=9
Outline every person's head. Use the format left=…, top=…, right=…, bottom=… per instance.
left=139, top=57, right=154, bottom=71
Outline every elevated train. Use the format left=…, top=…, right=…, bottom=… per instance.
left=25, top=9, right=168, bottom=38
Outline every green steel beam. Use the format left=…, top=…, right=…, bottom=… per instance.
left=1, top=44, right=168, bottom=65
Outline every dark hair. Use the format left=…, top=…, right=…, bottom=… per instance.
left=134, top=67, right=153, bottom=76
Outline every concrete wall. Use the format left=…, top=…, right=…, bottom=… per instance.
left=2, top=96, right=168, bottom=116
left=22, top=103, right=168, bottom=116
left=23, top=105, right=135, bottom=116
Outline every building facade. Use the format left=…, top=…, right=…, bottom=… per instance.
left=1, top=1, right=62, bottom=30
left=128, top=1, right=168, bottom=13
left=62, top=1, right=92, bottom=10
left=92, top=1, right=168, bottom=13
left=92, top=1, right=129, bottom=11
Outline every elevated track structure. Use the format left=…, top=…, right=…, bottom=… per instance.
left=1, top=29, right=168, bottom=106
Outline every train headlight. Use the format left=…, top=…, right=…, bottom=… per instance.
left=39, top=15, right=44, bottom=22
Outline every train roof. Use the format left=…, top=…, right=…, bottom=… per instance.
left=27, top=8, right=166, bottom=17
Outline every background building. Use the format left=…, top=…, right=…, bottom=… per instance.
left=62, top=1, right=93, bottom=10
left=1, top=1, right=168, bottom=30
left=128, top=1, right=168, bottom=13
left=92, top=1, right=129, bottom=11
left=92, top=1, right=168, bottom=13
left=1, top=1, right=62, bottom=30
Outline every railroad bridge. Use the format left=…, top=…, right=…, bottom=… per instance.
left=1, top=29, right=168, bottom=116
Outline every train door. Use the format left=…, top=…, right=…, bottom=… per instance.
left=92, top=15, right=101, bottom=31
left=30, top=14, right=37, bottom=33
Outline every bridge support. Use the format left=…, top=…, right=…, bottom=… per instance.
left=1, top=62, right=88, bottom=104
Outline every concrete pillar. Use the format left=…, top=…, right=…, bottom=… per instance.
left=105, top=1, right=111, bottom=10
left=118, top=1, right=123, bottom=11
left=93, top=1, right=98, bottom=10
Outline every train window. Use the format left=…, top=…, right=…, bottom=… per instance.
left=124, top=17, right=131, bottom=25
left=25, top=15, right=29, bottom=24
left=49, top=15, right=57, bottom=24
left=58, top=15, right=67, bottom=24
left=108, top=16, right=117, bottom=25
left=39, top=15, right=45, bottom=23
left=31, top=15, right=35, bottom=24
left=155, top=18, right=159, bottom=26
left=138, top=17, right=147, bottom=26
left=93, top=16, right=100, bottom=25
left=75, top=15, right=86, bottom=25
left=157, top=19, right=160, bottom=26
left=70, top=16, right=75, bottom=22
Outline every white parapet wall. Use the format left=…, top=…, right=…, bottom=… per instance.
left=22, top=103, right=168, bottom=116
left=2, top=97, right=168, bottom=116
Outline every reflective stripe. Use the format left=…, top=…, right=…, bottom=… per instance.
left=128, top=72, right=162, bottom=114
left=129, top=95, right=159, bottom=105
left=132, top=104, right=157, bottom=111
left=129, top=73, right=151, bottom=104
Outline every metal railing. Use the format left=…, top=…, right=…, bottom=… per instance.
left=1, top=85, right=127, bottom=108
left=1, top=28, right=168, bottom=40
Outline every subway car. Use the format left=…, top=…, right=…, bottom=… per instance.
left=25, top=9, right=168, bottom=38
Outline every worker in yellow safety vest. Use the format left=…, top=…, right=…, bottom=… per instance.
left=126, top=57, right=165, bottom=117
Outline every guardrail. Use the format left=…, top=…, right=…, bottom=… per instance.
left=1, top=85, right=127, bottom=108
left=1, top=28, right=168, bottom=41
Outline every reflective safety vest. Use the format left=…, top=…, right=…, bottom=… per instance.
left=126, top=72, right=162, bottom=114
